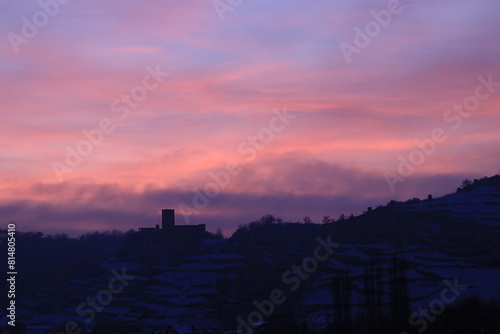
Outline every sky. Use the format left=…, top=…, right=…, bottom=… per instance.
left=1, top=0, right=499, bottom=236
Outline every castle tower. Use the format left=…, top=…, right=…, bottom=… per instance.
left=162, top=209, right=175, bottom=229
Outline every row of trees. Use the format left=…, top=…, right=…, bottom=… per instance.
left=253, top=257, right=499, bottom=334
left=235, top=213, right=356, bottom=228
left=328, top=257, right=500, bottom=334
left=330, top=257, right=410, bottom=334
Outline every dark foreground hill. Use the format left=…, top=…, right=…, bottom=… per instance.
left=1, top=175, right=499, bottom=333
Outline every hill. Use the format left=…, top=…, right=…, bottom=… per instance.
left=1, top=175, right=499, bottom=333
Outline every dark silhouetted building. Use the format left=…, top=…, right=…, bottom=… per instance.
left=139, top=209, right=206, bottom=238
left=162, top=209, right=175, bottom=229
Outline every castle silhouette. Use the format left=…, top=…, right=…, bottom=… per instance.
left=139, top=209, right=206, bottom=237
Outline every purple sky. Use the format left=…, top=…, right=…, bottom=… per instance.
left=1, top=0, right=499, bottom=236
